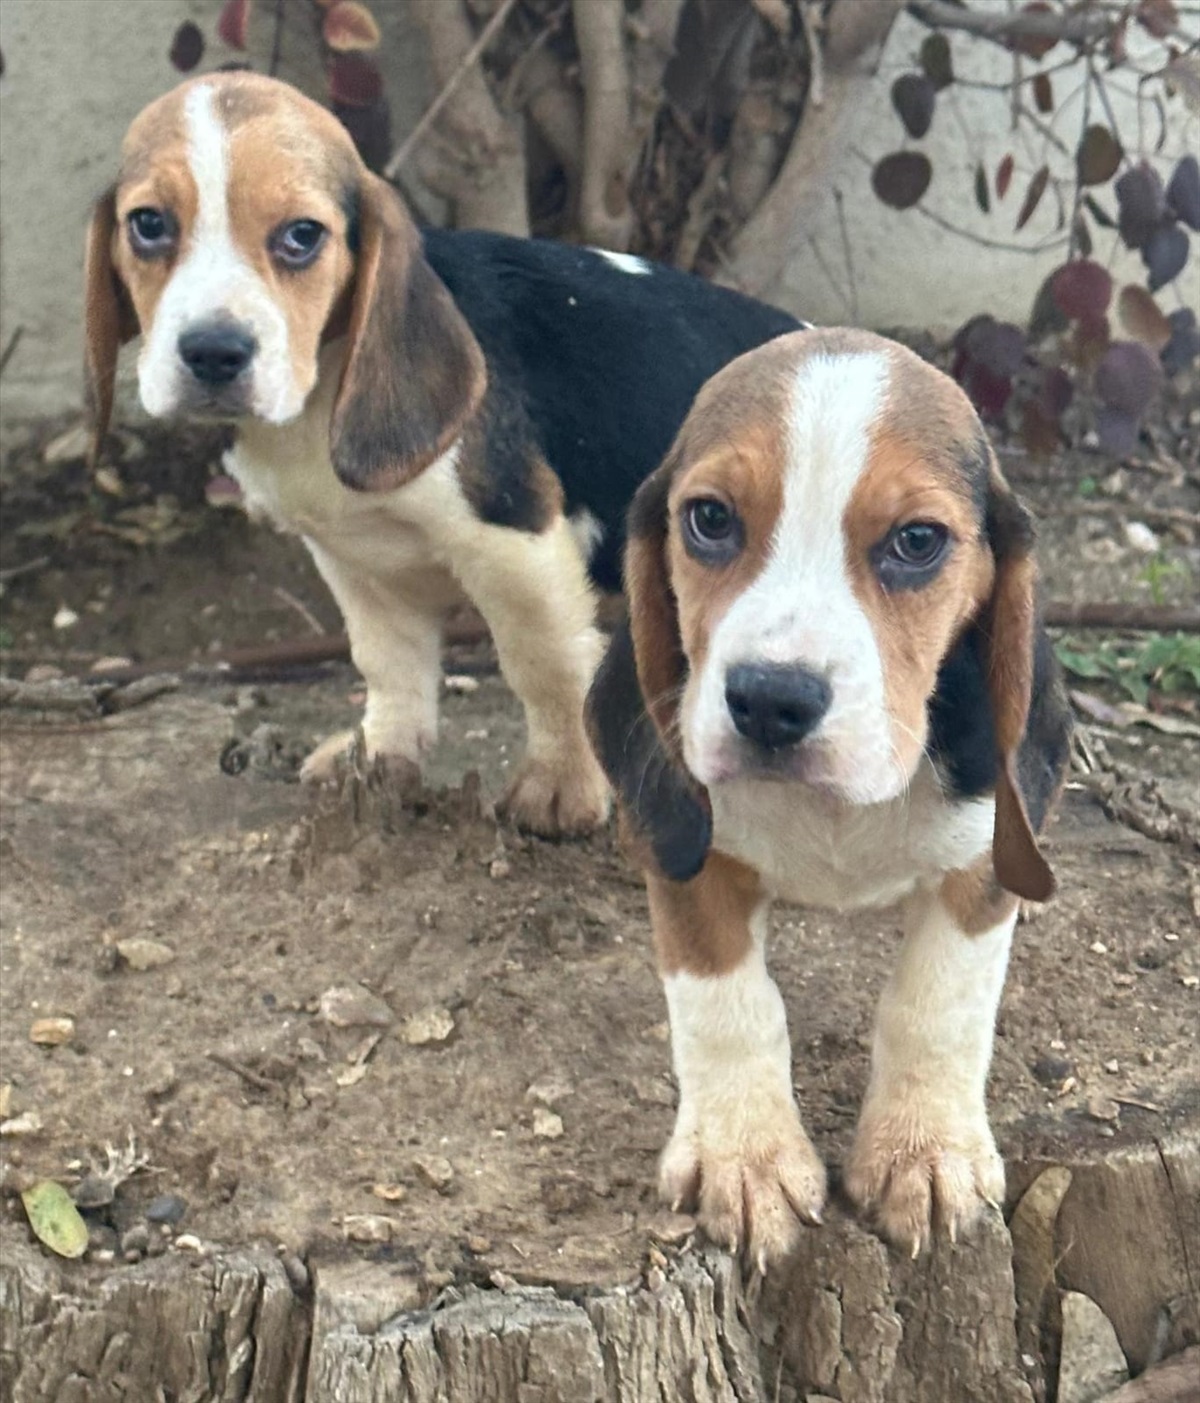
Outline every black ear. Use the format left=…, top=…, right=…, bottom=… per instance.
left=330, top=174, right=487, bottom=491
left=981, top=471, right=1069, bottom=902
left=587, top=615, right=712, bottom=882
left=84, top=187, right=138, bottom=471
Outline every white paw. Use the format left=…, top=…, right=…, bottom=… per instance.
left=660, top=1097, right=826, bottom=1270
left=845, top=1103, right=1004, bottom=1256
left=499, top=747, right=611, bottom=838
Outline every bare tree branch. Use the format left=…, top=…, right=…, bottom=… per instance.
left=719, top=0, right=906, bottom=298
left=403, top=0, right=529, bottom=235
left=573, top=0, right=634, bottom=249
left=907, top=0, right=1115, bottom=49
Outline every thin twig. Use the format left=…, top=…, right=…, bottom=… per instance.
left=914, top=201, right=1072, bottom=254
left=272, top=585, right=327, bottom=637
left=1044, top=602, right=1200, bottom=632
left=907, top=0, right=1115, bottom=48
left=0, top=555, right=49, bottom=585
left=832, top=187, right=858, bottom=322
left=384, top=0, right=520, bottom=180
left=207, top=1052, right=280, bottom=1096
left=0, top=326, right=24, bottom=379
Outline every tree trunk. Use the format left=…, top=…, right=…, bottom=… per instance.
left=4, top=1132, right=1196, bottom=1403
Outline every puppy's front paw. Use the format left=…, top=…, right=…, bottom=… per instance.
left=299, top=729, right=357, bottom=784
left=845, top=1105, right=1004, bottom=1256
left=660, top=1098, right=826, bottom=1270
left=499, top=748, right=611, bottom=837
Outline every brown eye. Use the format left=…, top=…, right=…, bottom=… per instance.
left=270, top=219, right=327, bottom=269
left=874, top=521, right=951, bottom=590
left=682, top=496, right=743, bottom=564
left=127, top=207, right=175, bottom=257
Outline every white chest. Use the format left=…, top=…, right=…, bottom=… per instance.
left=710, top=763, right=995, bottom=911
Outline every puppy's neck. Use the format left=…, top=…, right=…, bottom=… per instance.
left=235, top=338, right=347, bottom=464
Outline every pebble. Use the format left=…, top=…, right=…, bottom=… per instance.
left=1031, top=1055, right=1073, bottom=1087
left=647, top=1211, right=697, bottom=1247
left=30, top=1017, right=74, bottom=1047
left=412, top=1153, right=454, bottom=1194
left=73, top=1174, right=115, bottom=1210
left=371, top=1182, right=408, bottom=1203
left=532, top=1107, right=564, bottom=1139
left=1122, top=521, right=1159, bottom=554
left=1058, top=1291, right=1129, bottom=1402
left=146, top=1193, right=188, bottom=1225
left=444, top=675, right=479, bottom=694
left=488, top=858, right=511, bottom=880
left=525, top=1076, right=574, bottom=1108
left=174, top=1233, right=204, bottom=1252
left=116, top=938, right=177, bottom=972
left=0, top=1111, right=43, bottom=1137
left=280, top=1251, right=309, bottom=1292
left=318, top=984, right=393, bottom=1030
left=1103, top=1059, right=1120, bottom=1074
left=42, top=423, right=91, bottom=464
left=1086, top=1094, right=1120, bottom=1123
left=144, top=1061, right=178, bottom=1097
left=52, top=606, right=79, bottom=631
left=23, top=664, right=63, bottom=683
left=1088, top=941, right=1108, bottom=955
left=400, top=1006, right=455, bottom=1046
left=0, top=1083, right=11, bottom=1119
left=465, top=1233, right=491, bottom=1254
left=344, top=1213, right=395, bottom=1244
left=120, top=1224, right=150, bottom=1257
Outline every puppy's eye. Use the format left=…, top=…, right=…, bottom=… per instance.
left=270, top=219, right=327, bottom=269
left=874, top=521, right=950, bottom=589
left=682, top=496, right=743, bottom=563
left=127, top=207, right=175, bottom=257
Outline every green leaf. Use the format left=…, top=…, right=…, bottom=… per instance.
left=22, top=1180, right=89, bottom=1259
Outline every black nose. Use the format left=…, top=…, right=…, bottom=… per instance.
left=178, top=323, right=257, bottom=386
left=725, top=662, right=832, bottom=752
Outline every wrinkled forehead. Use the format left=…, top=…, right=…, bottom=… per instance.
left=117, top=76, right=359, bottom=208
left=667, top=329, right=990, bottom=525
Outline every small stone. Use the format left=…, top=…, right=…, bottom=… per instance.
left=1086, top=1094, right=1120, bottom=1123
left=0, top=1112, right=43, bottom=1137
left=488, top=858, right=511, bottom=880
left=319, top=984, right=393, bottom=1030
left=343, top=1213, right=395, bottom=1244
left=465, top=1233, right=491, bottom=1254
left=72, top=1174, right=115, bottom=1209
left=43, top=423, right=91, bottom=464
left=646, top=1265, right=666, bottom=1291
left=0, top=1083, right=11, bottom=1119
left=120, top=1224, right=150, bottom=1257
left=532, top=1107, right=564, bottom=1139
left=525, top=1077, right=574, bottom=1108
left=1123, top=521, right=1159, bottom=554
left=146, top=1193, right=188, bottom=1225
left=371, top=1183, right=408, bottom=1203
left=1088, top=941, right=1108, bottom=955
left=91, top=655, right=133, bottom=673
left=444, top=675, right=479, bottom=694
left=1032, top=1055, right=1073, bottom=1087
left=1163, top=931, right=1179, bottom=942
left=280, top=1252, right=309, bottom=1292
left=1103, top=1059, right=1120, bottom=1074
left=630, top=1074, right=676, bottom=1107
left=173, top=1233, right=204, bottom=1252
left=1182, top=975, right=1200, bottom=990
left=463, top=728, right=489, bottom=741
left=23, top=664, right=63, bottom=683
left=116, top=938, right=177, bottom=971
left=94, top=467, right=124, bottom=497
left=144, top=1061, right=178, bottom=1097
left=30, top=1017, right=74, bottom=1047
left=400, top=1006, right=455, bottom=1046
left=647, top=1211, right=697, bottom=1247
left=412, top=1153, right=454, bottom=1194
left=1058, top=1291, right=1129, bottom=1402
left=52, top=606, right=79, bottom=631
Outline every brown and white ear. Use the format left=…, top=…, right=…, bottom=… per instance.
left=84, top=187, right=138, bottom=472
left=330, top=174, right=487, bottom=492
left=982, top=471, right=1058, bottom=902
left=586, top=466, right=711, bottom=882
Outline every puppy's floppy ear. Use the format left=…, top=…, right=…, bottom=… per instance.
left=981, top=465, right=1063, bottom=902
left=84, top=187, right=138, bottom=472
left=586, top=462, right=712, bottom=882
left=331, top=174, right=487, bottom=492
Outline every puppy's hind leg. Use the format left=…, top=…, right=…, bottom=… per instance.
left=299, top=542, right=457, bottom=783
left=445, top=510, right=610, bottom=837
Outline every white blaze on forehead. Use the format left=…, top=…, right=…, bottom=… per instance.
left=593, top=249, right=652, bottom=276
left=682, top=350, right=906, bottom=802
left=136, top=82, right=301, bottom=424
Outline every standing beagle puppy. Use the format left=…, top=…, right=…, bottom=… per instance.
left=588, top=329, right=1072, bottom=1264
left=86, top=72, right=800, bottom=835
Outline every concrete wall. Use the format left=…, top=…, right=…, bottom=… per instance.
left=0, top=0, right=1195, bottom=429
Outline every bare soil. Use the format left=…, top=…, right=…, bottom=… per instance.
left=0, top=407, right=1197, bottom=1302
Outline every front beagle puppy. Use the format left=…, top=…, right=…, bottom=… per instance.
left=588, top=328, right=1072, bottom=1264
left=86, top=73, right=802, bottom=836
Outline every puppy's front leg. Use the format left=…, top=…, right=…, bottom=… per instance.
left=441, top=510, right=610, bottom=837
left=299, top=544, right=456, bottom=782
left=846, top=866, right=1016, bottom=1254
left=651, top=856, right=826, bottom=1270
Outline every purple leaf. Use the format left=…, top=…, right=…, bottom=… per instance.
left=1038, top=366, right=1074, bottom=418
left=1161, top=308, right=1200, bottom=375
left=964, top=316, right=1027, bottom=377
left=892, top=74, right=936, bottom=139
left=919, top=33, right=953, bottom=91
left=1142, top=222, right=1189, bottom=290
left=1095, top=406, right=1140, bottom=458
left=1033, top=72, right=1053, bottom=114
left=1076, top=125, right=1122, bottom=187
left=1095, top=340, right=1163, bottom=416
left=1016, top=166, right=1050, bottom=232
left=1115, top=163, right=1166, bottom=249
left=1051, top=260, right=1113, bottom=321
left=974, top=163, right=990, bottom=214
left=871, top=152, right=932, bottom=210
left=1166, top=154, right=1200, bottom=231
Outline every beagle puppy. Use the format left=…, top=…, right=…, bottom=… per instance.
left=85, top=73, right=800, bottom=835
left=587, top=328, right=1072, bottom=1264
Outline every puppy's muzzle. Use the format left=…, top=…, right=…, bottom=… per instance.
left=725, top=662, right=831, bottom=753
left=178, top=320, right=258, bottom=388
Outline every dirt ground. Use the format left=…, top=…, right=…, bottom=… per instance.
left=0, top=398, right=1198, bottom=1299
